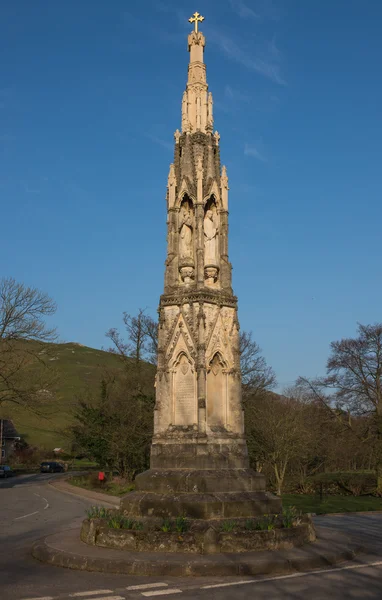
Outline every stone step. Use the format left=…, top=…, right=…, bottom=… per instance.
left=135, top=468, right=266, bottom=494
left=121, top=490, right=282, bottom=520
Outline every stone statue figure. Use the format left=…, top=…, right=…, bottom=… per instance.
left=179, top=205, right=193, bottom=259
left=204, top=209, right=218, bottom=264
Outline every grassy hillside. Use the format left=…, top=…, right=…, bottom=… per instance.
left=0, top=342, right=151, bottom=450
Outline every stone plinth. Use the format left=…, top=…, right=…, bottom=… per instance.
left=121, top=488, right=281, bottom=520
left=149, top=435, right=249, bottom=469
left=121, top=438, right=282, bottom=521
left=81, top=518, right=315, bottom=554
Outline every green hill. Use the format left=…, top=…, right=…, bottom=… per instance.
left=0, top=342, right=149, bottom=451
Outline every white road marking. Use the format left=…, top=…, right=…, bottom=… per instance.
left=141, top=591, right=182, bottom=597
left=22, top=597, right=54, bottom=600
left=201, top=560, right=382, bottom=589
left=34, top=492, right=49, bottom=509
left=14, top=511, right=39, bottom=521
left=70, top=592, right=114, bottom=597
left=75, top=597, right=124, bottom=600
left=79, top=597, right=124, bottom=600
left=126, top=583, right=168, bottom=591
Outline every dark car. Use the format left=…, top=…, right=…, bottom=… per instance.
left=0, top=465, right=15, bottom=478
left=40, top=461, right=65, bottom=473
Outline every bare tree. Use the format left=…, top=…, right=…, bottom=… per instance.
left=240, top=331, right=276, bottom=399
left=0, top=277, right=56, bottom=341
left=245, top=393, right=308, bottom=495
left=106, top=309, right=158, bottom=365
left=143, top=315, right=158, bottom=365
left=0, top=277, right=57, bottom=408
left=297, top=323, right=382, bottom=495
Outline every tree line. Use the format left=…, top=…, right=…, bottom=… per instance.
left=1, top=276, right=381, bottom=495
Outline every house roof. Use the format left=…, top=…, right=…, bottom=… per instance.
left=1, top=419, right=19, bottom=439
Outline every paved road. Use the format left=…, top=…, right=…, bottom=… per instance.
left=1, top=474, right=382, bottom=600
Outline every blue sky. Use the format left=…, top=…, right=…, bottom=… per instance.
left=1, top=0, right=381, bottom=390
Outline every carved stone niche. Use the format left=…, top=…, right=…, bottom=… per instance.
left=206, top=353, right=227, bottom=427
left=172, top=353, right=197, bottom=426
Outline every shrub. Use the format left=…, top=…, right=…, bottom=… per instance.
left=160, top=519, right=172, bottom=533
left=107, top=515, right=136, bottom=529
left=85, top=506, right=111, bottom=519
left=309, top=472, right=376, bottom=496
left=174, top=516, right=189, bottom=533
left=282, top=506, right=301, bottom=528
left=221, top=520, right=237, bottom=532
left=255, top=514, right=276, bottom=531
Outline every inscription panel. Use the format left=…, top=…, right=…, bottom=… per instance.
left=174, top=355, right=196, bottom=425
left=207, top=355, right=226, bottom=426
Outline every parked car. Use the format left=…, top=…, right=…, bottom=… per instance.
left=40, top=461, right=65, bottom=473
left=0, top=465, right=15, bottom=478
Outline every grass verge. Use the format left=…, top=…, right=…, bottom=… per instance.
left=282, top=494, right=382, bottom=514
left=68, top=474, right=134, bottom=496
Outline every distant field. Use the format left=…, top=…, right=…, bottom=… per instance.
left=0, top=342, right=140, bottom=450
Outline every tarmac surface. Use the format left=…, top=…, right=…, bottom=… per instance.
left=1, top=473, right=382, bottom=600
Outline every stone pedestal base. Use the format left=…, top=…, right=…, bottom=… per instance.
left=121, top=435, right=281, bottom=524
left=121, top=467, right=282, bottom=520
left=135, top=468, right=266, bottom=494
left=150, top=436, right=250, bottom=469
left=121, top=488, right=281, bottom=520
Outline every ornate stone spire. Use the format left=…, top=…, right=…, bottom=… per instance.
left=181, top=14, right=213, bottom=134
left=121, top=13, right=282, bottom=527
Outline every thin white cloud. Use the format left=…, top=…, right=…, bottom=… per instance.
left=229, top=0, right=259, bottom=19
left=244, top=143, right=267, bottom=162
left=231, top=0, right=281, bottom=21
left=225, top=85, right=250, bottom=103
left=208, top=29, right=285, bottom=85
left=146, top=133, right=173, bottom=151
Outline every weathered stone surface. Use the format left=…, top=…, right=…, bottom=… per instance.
left=81, top=518, right=314, bottom=554
left=134, top=469, right=266, bottom=494
left=149, top=439, right=249, bottom=469
left=79, top=518, right=97, bottom=545
left=121, top=490, right=281, bottom=520
left=33, top=521, right=362, bottom=575
left=219, top=524, right=316, bottom=553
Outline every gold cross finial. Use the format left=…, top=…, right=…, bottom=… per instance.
left=189, top=11, right=204, bottom=33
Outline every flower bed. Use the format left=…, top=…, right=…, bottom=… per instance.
left=80, top=508, right=316, bottom=554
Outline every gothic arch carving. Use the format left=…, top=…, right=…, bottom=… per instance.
left=207, top=350, right=228, bottom=373
left=173, top=350, right=194, bottom=371
left=166, top=313, right=197, bottom=367
left=204, top=182, right=220, bottom=207
left=177, top=181, right=196, bottom=208
left=205, top=309, right=235, bottom=369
